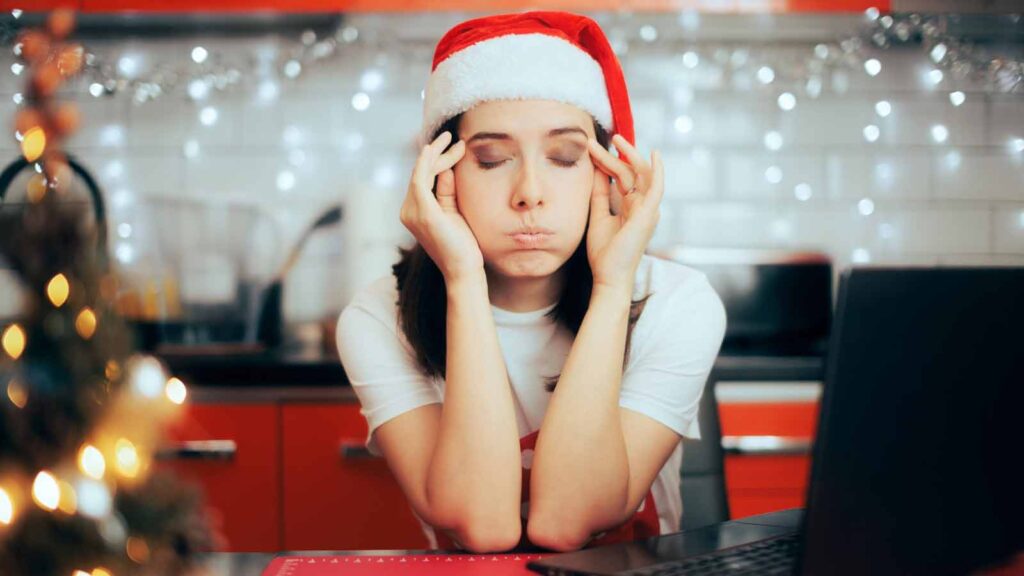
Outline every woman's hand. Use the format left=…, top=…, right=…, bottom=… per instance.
left=400, top=131, right=483, bottom=284
left=585, top=133, right=664, bottom=296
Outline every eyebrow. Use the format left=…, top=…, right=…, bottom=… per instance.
left=465, top=126, right=589, bottom=144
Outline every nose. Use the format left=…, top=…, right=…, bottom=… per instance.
left=510, top=158, right=544, bottom=210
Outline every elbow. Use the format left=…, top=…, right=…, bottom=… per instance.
left=526, top=515, right=591, bottom=552
left=451, top=519, right=522, bottom=553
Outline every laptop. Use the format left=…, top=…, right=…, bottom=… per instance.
left=529, top=267, right=1024, bottom=576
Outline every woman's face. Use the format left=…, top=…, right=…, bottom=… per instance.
left=453, top=99, right=596, bottom=281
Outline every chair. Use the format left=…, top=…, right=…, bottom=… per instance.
left=679, top=377, right=730, bottom=529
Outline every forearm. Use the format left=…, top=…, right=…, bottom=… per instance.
left=528, top=285, right=634, bottom=549
left=425, top=274, right=522, bottom=548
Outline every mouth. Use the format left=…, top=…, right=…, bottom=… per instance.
left=509, top=229, right=554, bottom=249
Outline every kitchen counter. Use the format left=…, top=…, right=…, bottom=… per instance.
left=160, top=345, right=824, bottom=400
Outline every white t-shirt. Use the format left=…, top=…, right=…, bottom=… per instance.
left=336, top=254, right=726, bottom=545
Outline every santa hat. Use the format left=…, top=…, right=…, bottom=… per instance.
left=421, top=11, right=634, bottom=147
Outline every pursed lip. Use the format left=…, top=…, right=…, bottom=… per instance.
left=508, top=226, right=555, bottom=249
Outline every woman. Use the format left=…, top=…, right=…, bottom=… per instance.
left=336, top=11, right=726, bottom=553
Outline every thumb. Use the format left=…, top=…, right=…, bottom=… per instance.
left=435, top=169, right=457, bottom=212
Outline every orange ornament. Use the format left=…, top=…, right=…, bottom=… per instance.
left=47, top=9, right=76, bottom=40
left=15, top=108, right=44, bottom=135
left=57, top=45, right=84, bottom=77
left=17, top=30, right=50, bottom=64
left=32, top=62, right=63, bottom=97
left=53, top=103, right=80, bottom=137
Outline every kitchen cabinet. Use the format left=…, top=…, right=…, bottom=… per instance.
left=281, top=404, right=428, bottom=550
left=158, top=403, right=282, bottom=552
left=717, top=394, right=820, bottom=519
left=156, top=397, right=424, bottom=552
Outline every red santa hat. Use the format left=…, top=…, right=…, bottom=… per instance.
left=421, top=11, right=634, bottom=147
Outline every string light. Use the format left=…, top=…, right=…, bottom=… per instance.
left=79, top=444, right=106, bottom=479
left=114, top=438, right=140, bottom=478
left=76, top=307, right=97, bottom=340
left=7, top=378, right=27, bottom=408
left=2, top=324, right=26, bottom=360
left=0, top=486, right=13, bottom=524
left=949, top=91, right=965, bottom=106
left=165, top=377, right=187, bottom=405
left=47, top=273, right=70, bottom=307
left=863, top=125, right=881, bottom=142
left=20, top=126, right=46, bottom=162
left=874, top=100, right=892, bottom=117
left=32, top=471, right=60, bottom=511
left=131, top=356, right=166, bottom=398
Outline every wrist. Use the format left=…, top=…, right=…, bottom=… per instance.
left=590, top=282, right=633, bottom=309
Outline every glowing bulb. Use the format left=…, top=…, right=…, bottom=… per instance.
left=75, top=478, right=112, bottom=519
left=199, top=106, right=218, bottom=126
left=131, top=357, right=166, bottom=398
left=673, top=115, right=693, bottom=134
left=874, top=100, right=891, bottom=117
left=115, top=439, right=140, bottom=478
left=852, top=248, right=871, bottom=263
left=764, top=131, right=783, bottom=151
left=351, top=92, right=370, bottom=111
left=756, top=66, right=775, bottom=84
left=32, top=471, right=60, bottom=511
left=1011, top=138, right=1024, bottom=154
left=0, top=487, right=12, bottom=524
left=949, top=91, right=965, bottom=106
left=7, top=378, right=27, bottom=408
left=57, top=480, right=77, bottom=514
left=931, top=124, right=949, bottom=143
left=639, top=25, right=658, bottom=42
left=2, top=324, right=26, bottom=360
left=76, top=308, right=97, bottom=340
left=764, top=165, right=783, bottom=184
left=191, top=46, right=208, bottom=64
left=10, top=62, right=23, bottom=75
left=359, top=68, right=384, bottom=92
left=165, top=377, right=187, bottom=405
left=930, top=43, right=947, bottom=63
left=858, top=198, right=875, bottom=216
left=864, top=58, right=882, bottom=76
left=79, top=444, right=106, bottom=479
left=865, top=7, right=880, bottom=20
left=93, top=569, right=112, bottom=576
left=794, top=183, right=813, bottom=201
left=682, top=51, right=699, bottom=69
left=283, top=60, right=302, bottom=79
left=863, top=124, right=880, bottom=142
left=89, top=83, right=104, bottom=97
left=21, top=126, right=46, bottom=162
left=46, top=274, right=70, bottom=307
left=258, top=80, right=279, bottom=102
left=777, top=92, right=796, bottom=111
left=927, top=69, right=944, bottom=85
left=276, top=170, right=296, bottom=192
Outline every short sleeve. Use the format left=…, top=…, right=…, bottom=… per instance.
left=618, top=274, right=727, bottom=440
left=336, top=291, right=442, bottom=456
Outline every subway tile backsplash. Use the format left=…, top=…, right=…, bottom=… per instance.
left=0, top=12, right=1022, bottom=324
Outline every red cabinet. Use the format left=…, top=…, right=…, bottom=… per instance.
left=281, top=404, right=428, bottom=551
left=157, top=400, right=426, bottom=552
left=158, top=403, right=282, bottom=551
left=718, top=399, right=820, bottom=519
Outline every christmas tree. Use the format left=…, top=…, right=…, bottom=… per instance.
left=0, top=11, right=214, bottom=575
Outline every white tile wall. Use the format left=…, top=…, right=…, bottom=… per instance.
left=0, top=14, right=1021, bottom=324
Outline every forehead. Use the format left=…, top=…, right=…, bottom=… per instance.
left=459, top=99, right=594, bottom=139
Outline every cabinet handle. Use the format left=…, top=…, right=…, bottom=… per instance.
left=339, top=441, right=380, bottom=460
left=722, top=435, right=812, bottom=456
left=156, top=440, right=237, bottom=461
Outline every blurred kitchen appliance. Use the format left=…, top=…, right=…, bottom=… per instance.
left=652, top=247, right=833, bottom=356
left=0, top=155, right=107, bottom=322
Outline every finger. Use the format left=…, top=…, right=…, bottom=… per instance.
left=432, top=139, right=465, bottom=176
left=588, top=138, right=637, bottom=193
left=589, top=166, right=612, bottom=219
left=435, top=169, right=457, bottom=212
left=611, top=134, right=650, bottom=174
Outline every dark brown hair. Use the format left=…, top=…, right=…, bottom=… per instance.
left=392, top=113, right=649, bottom=391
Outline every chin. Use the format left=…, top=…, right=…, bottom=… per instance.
left=487, top=249, right=568, bottom=279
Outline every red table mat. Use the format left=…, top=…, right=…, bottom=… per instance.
left=261, top=554, right=552, bottom=575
